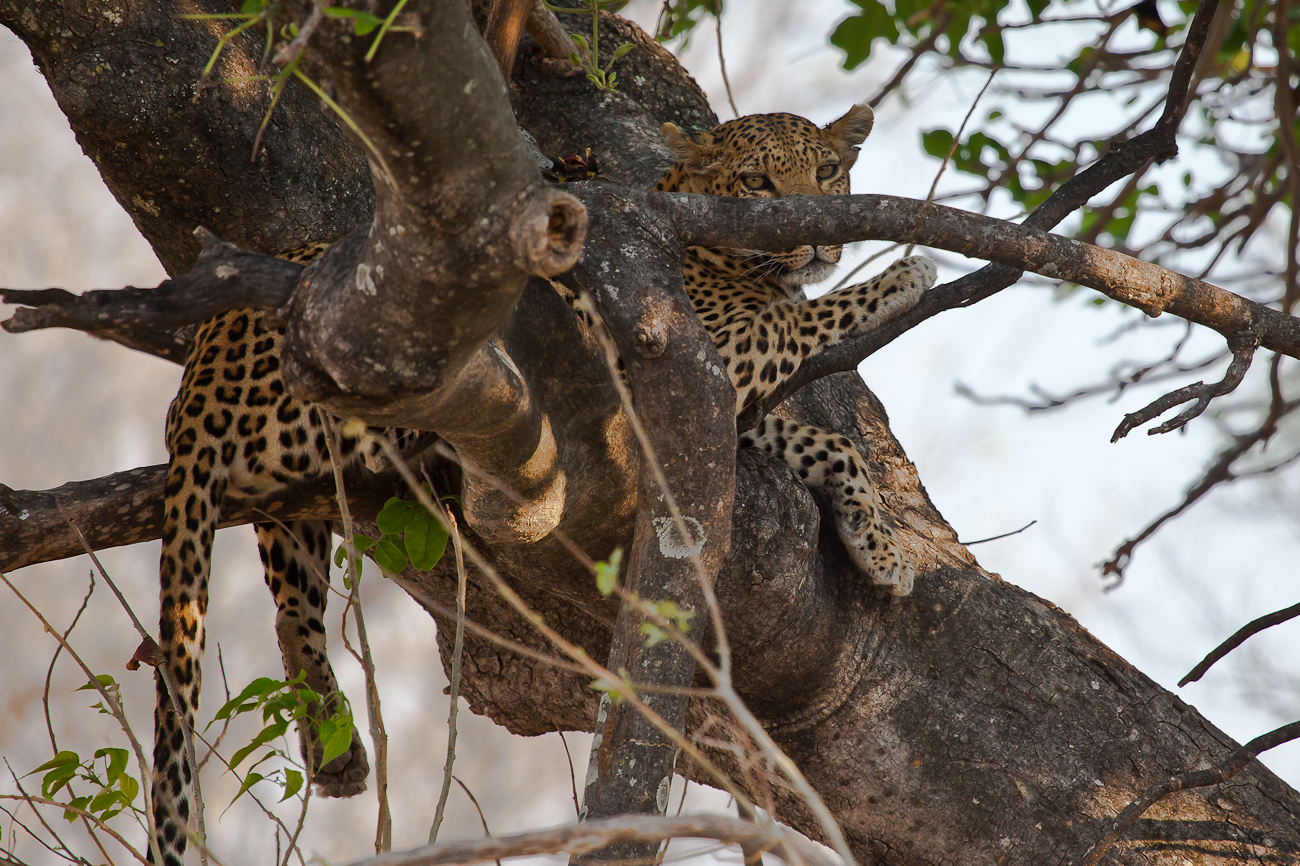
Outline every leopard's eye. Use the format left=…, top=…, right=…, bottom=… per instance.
left=817, top=163, right=840, bottom=180
left=741, top=174, right=771, bottom=190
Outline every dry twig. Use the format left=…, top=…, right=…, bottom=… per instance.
left=1110, top=327, right=1259, bottom=441
left=1179, top=601, right=1300, bottom=686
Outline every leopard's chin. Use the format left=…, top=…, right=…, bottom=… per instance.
left=779, top=253, right=839, bottom=287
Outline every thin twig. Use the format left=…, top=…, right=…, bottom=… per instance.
left=451, top=778, right=501, bottom=866
left=1103, top=355, right=1300, bottom=583
left=556, top=730, right=582, bottom=818
left=960, top=520, right=1037, bottom=546
left=340, top=813, right=839, bottom=866
left=36, top=571, right=117, bottom=866
left=323, top=419, right=392, bottom=855
left=53, top=517, right=194, bottom=864
left=713, top=2, right=738, bottom=118
left=0, top=572, right=163, bottom=866
left=428, top=512, right=467, bottom=844
left=364, top=434, right=758, bottom=814
left=1179, top=601, right=1300, bottom=686
left=0, top=793, right=147, bottom=865
left=908, top=68, right=997, bottom=257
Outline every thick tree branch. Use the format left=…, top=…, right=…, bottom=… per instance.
left=0, top=464, right=411, bottom=574
left=1, top=228, right=301, bottom=355
left=13, top=186, right=1297, bottom=391
left=259, top=0, right=587, bottom=416
left=561, top=190, right=735, bottom=863
left=0, top=0, right=375, bottom=276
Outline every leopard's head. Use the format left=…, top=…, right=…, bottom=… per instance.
left=656, top=105, right=873, bottom=287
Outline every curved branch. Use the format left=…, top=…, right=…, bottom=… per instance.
left=1110, top=326, right=1259, bottom=441
left=1179, top=601, right=1300, bottom=686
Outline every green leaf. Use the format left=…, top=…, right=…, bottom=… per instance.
left=611, top=42, right=634, bottom=59
left=921, top=128, right=955, bottom=159
left=373, top=537, right=409, bottom=574
left=211, top=676, right=284, bottom=724
left=240, top=0, right=266, bottom=13
left=570, top=33, right=590, bottom=51
left=40, top=758, right=81, bottom=798
left=89, top=789, right=123, bottom=815
left=95, top=748, right=129, bottom=785
left=830, top=1, right=899, bottom=71
left=230, top=720, right=287, bottom=770
left=334, top=533, right=376, bottom=568
left=323, top=7, right=385, bottom=35
left=594, top=547, right=623, bottom=596
left=65, top=795, right=91, bottom=823
left=404, top=508, right=448, bottom=571
left=377, top=497, right=419, bottom=534
left=118, top=773, right=140, bottom=804
left=232, top=771, right=264, bottom=806
left=319, top=720, right=355, bottom=769
left=639, top=622, right=669, bottom=647
left=32, top=751, right=81, bottom=775
left=981, top=27, right=1004, bottom=65
left=76, top=673, right=118, bottom=691
left=281, top=769, right=304, bottom=801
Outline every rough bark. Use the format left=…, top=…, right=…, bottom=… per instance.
left=1, top=4, right=1298, bottom=866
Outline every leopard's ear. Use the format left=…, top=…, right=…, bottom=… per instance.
left=661, top=122, right=721, bottom=174
left=824, top=104, right=874, bottom=169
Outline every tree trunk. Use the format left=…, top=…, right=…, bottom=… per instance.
left=1, top=3, right=1297, bottom=864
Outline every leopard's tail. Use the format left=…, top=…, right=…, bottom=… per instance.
left=150, top=442, right=225, bottom=866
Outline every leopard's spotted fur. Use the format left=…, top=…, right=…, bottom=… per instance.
left=654, top=105, right=934, bottom=589
left=151, top=244, right=394, bottom=866
left=148, top=105, right=933, bottom=866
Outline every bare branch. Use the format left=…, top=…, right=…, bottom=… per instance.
left=1102, top=355, right=1300, bottom=582
left=0, top=464, right=406, bottom=573
left=1, top=227, right=301, bottom=363
left=1110, top=326, right=1259, bottom=441
left=1179, top=601, right=1300, bottom=686
left=345, top=814, right=839, bottom=866
left=738, top=0, right=1221, bottom=425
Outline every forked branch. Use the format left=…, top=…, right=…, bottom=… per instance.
left=1110, top=326, right=1259, bottom=441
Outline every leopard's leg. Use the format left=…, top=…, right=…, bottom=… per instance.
left=255, top=520, right=369, bottom=797
left=722, top=255, right=937, bottom=414
left=740, top=416, right=913, bottom=596
left=152, top=450, right=224, bottom=866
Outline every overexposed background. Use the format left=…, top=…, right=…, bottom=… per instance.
left=3, top=1, right=1298, bottom=863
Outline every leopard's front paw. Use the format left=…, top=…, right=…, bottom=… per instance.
left=888, top=255, right=937, bottom=306
left=834, top=506, right=914, bottom=597
left=309, top=725, right=370, bottom=798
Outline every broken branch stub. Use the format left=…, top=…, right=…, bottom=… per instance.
left=512, top=186, right=588, bottom=277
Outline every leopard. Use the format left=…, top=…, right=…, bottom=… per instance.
left=146, top=104, right=933, bottom=866
left=650, top=104, right=933, bottom=590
